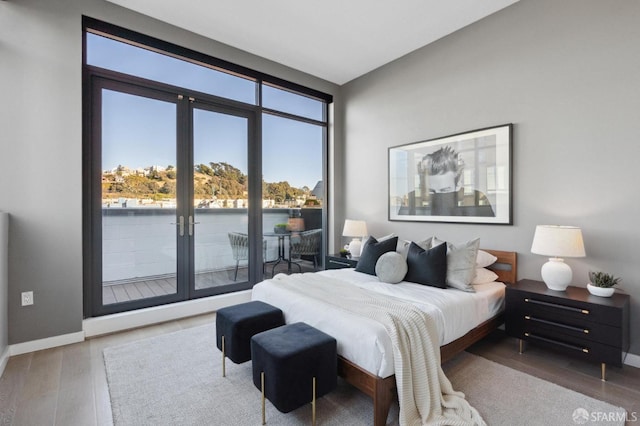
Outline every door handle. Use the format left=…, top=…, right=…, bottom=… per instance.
left=171, top=216, right=185, bottom=236
left=188, top=215, right=200, bottom=236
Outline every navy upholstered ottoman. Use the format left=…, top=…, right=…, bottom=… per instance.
left=216, top=301, right=284, bottom=376
left=251, top=322, right=337, bottom=423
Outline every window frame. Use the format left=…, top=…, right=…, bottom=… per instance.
left=82, top=17, right=331, bottom=318
left=83, top=16, right=333, bottom=106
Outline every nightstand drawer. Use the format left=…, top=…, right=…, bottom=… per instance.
left=516, top=330, right=623, bottom=366
left=325, top=255, right=357, bottom=270
left=505, top=280, right=630, bottom=378
left=509, top=314, right=623, bottom=347
left=506, top=289, right=623, bottom=327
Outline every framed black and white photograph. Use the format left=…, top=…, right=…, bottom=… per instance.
left=389, top=124, right=512, bottom=224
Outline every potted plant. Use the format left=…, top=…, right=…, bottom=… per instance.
left=339, top=248, right=351, bottom=258
left=587, top=271, right=621, bottom=297
left=273, top=223, right=288, bottom=234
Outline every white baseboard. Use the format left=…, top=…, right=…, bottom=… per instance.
left=9, top=331, right=85, bottom=357
left=83, top=290, right=252, bottom=337
left=0, top=346, right=9, bottom=377
left=625, top=352, right=640, bottom=368
left=1, top=292, right=252, bottom=364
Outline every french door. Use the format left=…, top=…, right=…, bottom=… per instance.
left=87, top=77, right=259, bottom=316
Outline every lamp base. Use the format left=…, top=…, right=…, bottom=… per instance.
left=348, top=238, right=362, bottom=258
left=541, top=258, right=572, bottom=291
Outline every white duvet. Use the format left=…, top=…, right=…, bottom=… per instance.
left=251, top=268, right=505, bottom=378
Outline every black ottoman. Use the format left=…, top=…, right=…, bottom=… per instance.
left=216, top=301, right=284, bottom=377
left=251, top=322, right=337, bottom=424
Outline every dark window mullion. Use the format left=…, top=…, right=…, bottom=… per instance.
left=177, top=95, right=192, bottom=301
left=248, top=110, right=262, bottom=284
left=262, top=108, right=327, bottom=127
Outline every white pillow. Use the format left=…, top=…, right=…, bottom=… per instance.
left=414, top=237, right=433, bottom=250
left=472, top=267, right=499, bottom=285
left=476, top=250, right=498, bottom=268
left=397, top=237, right=432, bottom=259
left=433, top=237, right=480, bottom=292
left=396, top=239, right=411, bottom=259
left=375, top=252, right=408, bottom=284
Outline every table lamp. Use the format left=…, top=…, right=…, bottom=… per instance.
left=531, top=225, right=586, bottom=291
left=342, top=219, right=368, bottom=258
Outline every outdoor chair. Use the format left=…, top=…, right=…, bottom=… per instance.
left=289, top=229, right=322, bottom=272
left=228, top=232, right=270, bottom=281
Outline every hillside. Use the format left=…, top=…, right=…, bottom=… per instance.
left=102, top=162, right=309, bottom=202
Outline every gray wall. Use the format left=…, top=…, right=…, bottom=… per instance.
left=0, top=212, right=8, bottom=360
left=2, top=0, right=637, bottom=358
left=0, top=0, right=340, bottom=344
left=340, top=0, right=640, bottom=355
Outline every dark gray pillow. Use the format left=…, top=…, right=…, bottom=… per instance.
left=355, top=236, right=398, bottom=276
left=404, top=242, right=447, bottom=288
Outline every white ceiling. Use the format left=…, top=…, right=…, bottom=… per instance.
left=105, top=0, right=520, bottom=85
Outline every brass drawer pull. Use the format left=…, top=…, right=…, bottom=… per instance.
left=524, top=298, right=590, bottom=315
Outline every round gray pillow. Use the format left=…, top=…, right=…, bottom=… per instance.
left=375, top=251, right=408, bottom=284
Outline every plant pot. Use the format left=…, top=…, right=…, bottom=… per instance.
left=274, top=227, right=288, bottom=234
left=587, top=283, right=615, bottom=297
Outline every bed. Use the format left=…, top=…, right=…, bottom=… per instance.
left=252, top=248, right=517, bottom=426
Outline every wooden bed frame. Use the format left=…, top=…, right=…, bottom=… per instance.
left=336, top=249, right=517, bottom=426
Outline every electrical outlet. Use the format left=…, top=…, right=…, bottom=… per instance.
left=21, top=291, right=34, bottom=306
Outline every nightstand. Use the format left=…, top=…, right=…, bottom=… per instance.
left=505, top=279, right=630, bottom=381
left=325, top=254, right=358, bottom=270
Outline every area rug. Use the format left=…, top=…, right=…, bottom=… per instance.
left=103, top=323, right=626, bottom=425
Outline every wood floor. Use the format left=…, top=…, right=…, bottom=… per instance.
left=1, top=317, right=638, bottom=425
left=465, top=331, right=640, bottom=424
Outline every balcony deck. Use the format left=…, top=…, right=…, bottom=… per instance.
left=102, top=262, right=316, bottom=304
left=100, top=207, right=323, bottom=305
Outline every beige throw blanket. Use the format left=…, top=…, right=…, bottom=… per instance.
left=272, top=272, right=486, bottom=426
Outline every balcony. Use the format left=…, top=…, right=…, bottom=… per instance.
left=101, top=207, right=322, bottom=304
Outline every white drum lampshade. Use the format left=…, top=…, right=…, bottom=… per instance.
left=531, top=225, right=586, bottom=291
left=342, top=219, right=368, bottom=258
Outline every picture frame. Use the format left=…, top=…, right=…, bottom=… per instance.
left=389, top=124, right=513, bottom=225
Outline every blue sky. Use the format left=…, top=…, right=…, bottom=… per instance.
left=91, top=33, right=323, bottom=189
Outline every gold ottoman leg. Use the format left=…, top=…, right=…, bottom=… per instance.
left=312, top=376, right=316, bottom=426
left=261, top=372, right=266, bottom=425
left=221, top=336, right=226, bottom=378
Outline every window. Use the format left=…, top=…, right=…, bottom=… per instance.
left=87, top=33, right=257, bottom=104
left=262, top=84, right=324, bottom=121
left=83, top=17, right=331, bottom=317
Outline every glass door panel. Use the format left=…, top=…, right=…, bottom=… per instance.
left=100, top=89, right=179, bottom=306
left=262, top=114, right=325, bottom=276
left=193, top=107, right=250, bottom=291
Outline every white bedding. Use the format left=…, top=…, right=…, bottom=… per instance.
left=251, top=268, right=505, bottom=378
